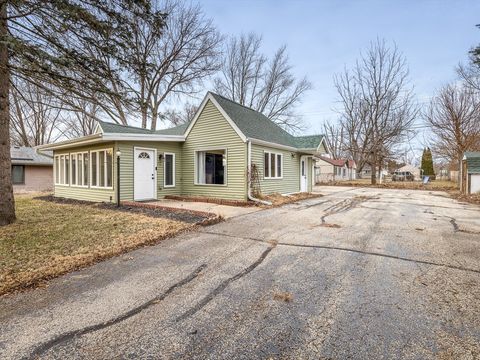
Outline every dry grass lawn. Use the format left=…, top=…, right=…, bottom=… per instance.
left=0, top=194, right=196, bottom=295
left=327, top=179, right=458, bottom=191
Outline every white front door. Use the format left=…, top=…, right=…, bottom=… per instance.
left=300, top=157, right=307, bottom=192
left=134, top=148, right=156, bottom=201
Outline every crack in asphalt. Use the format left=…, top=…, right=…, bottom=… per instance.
left=176, top=245, right=276, bottom=322
left=200, top=231, right=480, bottom=275
left=25, top=264, right=207, bottom=360
left=320, top=196, right=374, bottom=224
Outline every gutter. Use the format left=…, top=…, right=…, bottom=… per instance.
left=247, top=139, right=272, bottom=206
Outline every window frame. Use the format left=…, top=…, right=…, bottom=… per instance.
left=11, top=165, right=25, bottom=185
left=263, top=151, right=283, bottom=179
left=90, top=148, right=114, bottom=189
left=194, top=147, right=228, bottom=186
left=54, top=154, right=70, bottom=186
left=70, top=152, right=89, bottom=188
left=163, top=152, right=176, bottom=188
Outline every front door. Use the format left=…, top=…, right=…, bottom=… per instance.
left=300, top=157, right=307, bottom=192
left=134, top=148, right=156, bottom=201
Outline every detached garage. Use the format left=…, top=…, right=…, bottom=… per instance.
left=462, top=152, right=480, bottom=194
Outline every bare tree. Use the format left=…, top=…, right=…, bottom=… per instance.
left=321, top=121, right=345, bottom=159
left=334, top=39, right=418, bottom=183
left=424, top=82, right=480, bottom=181
left=164, top=101, right=199, bottom=125
left=10, top=80, right=65, bottom=146
left=214, top=33, right=312, bottom=133
left=63, top=97, right=100, bottom=138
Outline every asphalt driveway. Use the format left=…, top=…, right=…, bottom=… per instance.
left=1, top=187, right=479, bottom=359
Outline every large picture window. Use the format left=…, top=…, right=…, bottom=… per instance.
left=90, top=149, right=113, bottom=188
left=264, top=151, right=283, bottom=179
left=11, top=165, right=25, bottom=185
left=70, top=152, right=89, bottom=187
left=55, top=154, right=70, bottom=185
left=196, top=149, right=226, bottom=185
left=164, top=153, right=175, bottom=187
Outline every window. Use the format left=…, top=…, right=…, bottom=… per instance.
left=11, top=165, right=25, bottom=184
left=90, top=149, right=113, bottom=188
left=264, top=151, right=283, bottom=179
left=196, top=149, right=226, bottom=185
left=55, top=154, right=70, bottom=185
left=70, top=152, right=89, bottom=187
left=164, top=153, right=175, bottom=187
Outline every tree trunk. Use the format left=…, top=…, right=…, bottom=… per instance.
left=0, top=1, right=15, bottom=226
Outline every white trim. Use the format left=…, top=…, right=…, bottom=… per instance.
left=133, top=147, right=157, bottom=201
left=38, top=134, right=103, bottom=151
left=263, top=150, right=283, bottom=179
left=300, top=155, right=308, bottom=192
left=90, top=148, right=114, bottom=190
left=163, top=152, right=176, bottom=188
left=184, top=93, right=247, bottom=142
left=93, top=122, right=103, bottom=134
left=194, top=147, right=228, bottom=186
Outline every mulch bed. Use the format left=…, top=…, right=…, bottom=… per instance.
left=36, top=195, right=219, bottom=224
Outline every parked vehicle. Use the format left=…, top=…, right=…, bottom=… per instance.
left=392, top=171, right=414, bottom=181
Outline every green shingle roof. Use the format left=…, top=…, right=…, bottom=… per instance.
left=97, top=120, right=187, bottom=136
left=465, top=151, right=480, bottom=174
left=96, top=93, right=325, bottom=150
left=210, top=92, right=324, bottom=149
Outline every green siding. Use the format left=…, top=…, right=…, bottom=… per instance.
left=53, top=143, right=116, bottom=202
left=182, top=100, right=247, bottom=200
left=252, top=144, right=301, bottom=195
left=116, top=141, right=182, bottom=201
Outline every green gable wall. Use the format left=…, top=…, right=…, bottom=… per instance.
left=182, top=99, right=248, bottom=200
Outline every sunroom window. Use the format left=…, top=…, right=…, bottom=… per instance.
left=55, top=154, right=70, bottom=185
left=196, top=150, right=226, bottom=185
left=90, top=149, right=113, bottom=188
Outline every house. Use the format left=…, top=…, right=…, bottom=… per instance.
left=314, top=156, right=356, bottom=183
left=395, top=164, right=420, bottom=180
left=11, top=146, right=53, bottom=192
left=461, top=152, right=480, bottom=194
left=38, top=92, right=328, bottom=203
left=360, top=165, right=388, bottom=179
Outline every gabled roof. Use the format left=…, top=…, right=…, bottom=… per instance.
left=96, top=120, right=188, bottom=136
left=464, top=151, right=480, bottom=173
left=11, top=146, right=53, bottom=166
left=208, top=92, right=324, bottom=150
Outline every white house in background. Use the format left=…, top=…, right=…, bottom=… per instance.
left=462, top=152, right=480, bottom=194
left=360, top=164, right=388, bottom=179
left=315, top=156, right=356, bottom=183
left=395, top=164, right=421, bottom=180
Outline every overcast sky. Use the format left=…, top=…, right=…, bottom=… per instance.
left=199, top=0, right=479, bottom=155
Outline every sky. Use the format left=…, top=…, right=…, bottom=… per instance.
left=197, top=0, right=480, bottom=158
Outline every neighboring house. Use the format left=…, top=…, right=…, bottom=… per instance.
left=360, top=165, right=388, bottom=179
left=314, top=156, right=356, bottom=183
left=461, top=152, right=480, bottom=194
left=38, top=92, right=328, bottom=203
left=11, top=146, right=53, bottom=192
left=395, top=164, right=420, bottom=180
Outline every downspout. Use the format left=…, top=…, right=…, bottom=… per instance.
left=247, top=139, right=272, bottom=205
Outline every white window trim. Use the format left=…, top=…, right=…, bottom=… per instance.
left=90, top=148, right=114, bottom=189
left=194, top=148, right=228, bottom=186
left=70, top=152, right=89, bottom=188
left=264, top=151, right=283, bottom=179
left=54, top=154, right=70, bottom=186
left=163, top=152, right=176, bottom=188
